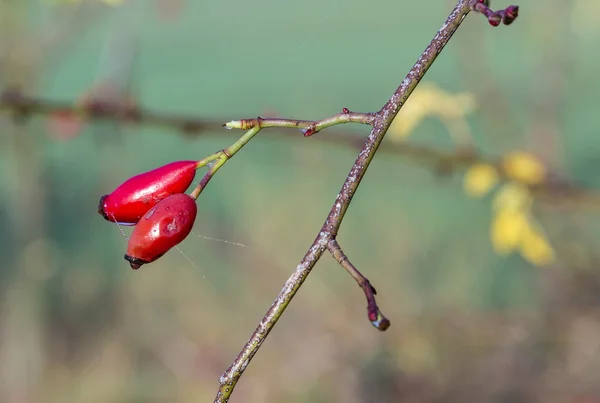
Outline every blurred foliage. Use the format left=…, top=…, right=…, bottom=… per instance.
left=464, top=162, right=498, bottom=197
left=392, top=84, right=556, bottom=267
left=2, top=0, right=600, bottom=403
left=389, top=81, right=476, bottom=145
left=490, top=182, right=555, bottom=266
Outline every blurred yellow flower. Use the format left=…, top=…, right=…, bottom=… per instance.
left=434, top=92, right=477, bottom=119
left=488, top=182, right=555, bottom=266
left=389, top=82, right=476, bottom=140
left=502, top=151, right=546, bottom=186
left=490, top=208, right=529, bottom=255
left=464, top=163, right=499, bottom=198
left=492, top=182, right=533, bottom=212
left=101, top=0, right=125, bottom=6
left=519, top=219, right=556, bottom=266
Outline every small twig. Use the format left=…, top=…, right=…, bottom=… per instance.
left=188, top=111, right=374, bottom=199
left=224, top=109, right=374, bottom=136
left=327, top=239, right=390, bottom=331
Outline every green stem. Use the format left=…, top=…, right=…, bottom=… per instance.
left=223, top=125, right=261, bottom=156
left=190, top=126, right=261, bottom=199
left=224, top=111, right=374, bottom=135
left=195, top=152, right=221, bottom=169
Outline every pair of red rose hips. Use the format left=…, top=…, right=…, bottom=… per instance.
left=98, top=161, right=200, bottom=270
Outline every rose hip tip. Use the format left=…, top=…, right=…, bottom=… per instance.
left=124, top=254, right=146, bottom=270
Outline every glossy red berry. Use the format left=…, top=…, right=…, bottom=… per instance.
left=124, top=193, right=197, bottom=269
left=99, top=160, right=199, bottom=225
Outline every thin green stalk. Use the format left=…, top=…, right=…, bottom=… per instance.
left=196, top=152, right=221, bottom=169
left=223, top=126, right=261, bottom=156
left=224, top=111, right=373, bottom=135
left=190, top=126, right=261, bottom=199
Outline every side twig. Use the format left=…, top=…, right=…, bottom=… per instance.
left=328, top=239, right=389, bottom=330
left=224, top=110, right=374, bottom=136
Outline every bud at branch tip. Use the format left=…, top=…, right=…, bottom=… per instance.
left=471, top=1, right=519, bottom=27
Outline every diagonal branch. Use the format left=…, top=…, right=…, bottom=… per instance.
left=215, top=1, right=498, bottom=401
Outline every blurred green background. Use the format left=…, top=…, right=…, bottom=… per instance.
left=2, top=0, right=600, bottom=402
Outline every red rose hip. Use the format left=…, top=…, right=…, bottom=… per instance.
left=124, top=193, right=197, bottom=269
left=99, top=160, right=199, bottom=225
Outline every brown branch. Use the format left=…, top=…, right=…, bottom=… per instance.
left=215, top=1, right=516, bottom=401
left=0, top=88, right=225, bottom=134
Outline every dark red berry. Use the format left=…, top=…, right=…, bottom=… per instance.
left=124, top=193, right=197, bottom=269
left=99, top=160, right=199, bottom=225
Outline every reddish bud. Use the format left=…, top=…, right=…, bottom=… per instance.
left=124, top=193, right=197, bottom=269
left=502, top=5, right=519, bottom=25
left=99, top=160, right=199, bottom=225
left=488, top=13, right=502, bottom=26
left=301, top=127, right=317, bottom=137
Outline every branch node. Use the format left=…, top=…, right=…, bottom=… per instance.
left=301, top=124, right=318, bottom=137
left=1, top=87, right=32, bottom=123
left=223, top=118, right=260, bottom=130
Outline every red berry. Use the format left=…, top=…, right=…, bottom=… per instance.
left=124, top=193, right=197, bottom=269
left=99, top=160, right=199, bottom=225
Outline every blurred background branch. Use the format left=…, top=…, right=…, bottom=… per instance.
left=2, top=88, right=598, bottom=207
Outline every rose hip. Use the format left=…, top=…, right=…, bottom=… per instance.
left=98, top=160, right=199, bottom=225
left=124, top=193, right=197, bottom=269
